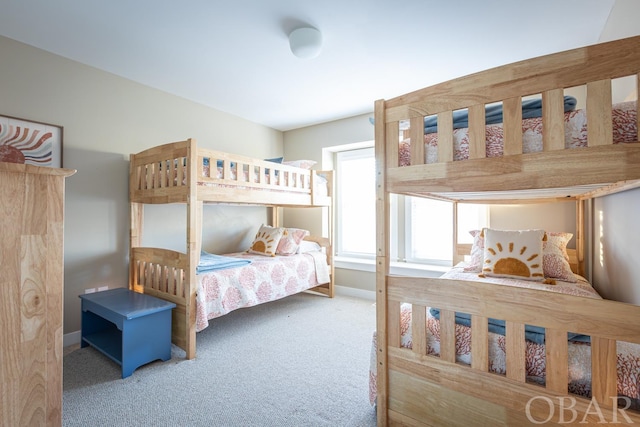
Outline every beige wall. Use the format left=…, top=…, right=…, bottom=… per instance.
left=592, top=189, right=640, bottom=304
left=0, top=36, right=283, bottom=334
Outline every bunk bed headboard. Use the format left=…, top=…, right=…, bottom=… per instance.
left=377, top=35, right=640, bottom=197
left=374, top=36, right=640, bottom=426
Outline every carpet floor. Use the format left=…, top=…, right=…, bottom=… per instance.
left=63, top=292, right=378, bottom=426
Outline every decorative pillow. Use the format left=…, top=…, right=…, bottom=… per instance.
left=265, top=157, right=284, bottom=164
left=296, top=240, right=322, bottom=254
left=283, top=159, right=317, bottom=170
left=248, top=225, right=285, bottom=257
left=482, top=228, right=545, bottom=281
left=543, top=232, right=576, bottom=282
left=276, top=228, right=310, bottom=255
left=463, top=229, right=484, bottom=272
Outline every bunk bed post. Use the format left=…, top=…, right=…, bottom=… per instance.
left=452, top=201, right=461, bottom=265
left=327, top=194, right=335, bottom=298
left=129, top=202, right=143, bottom=292
left=271, top=206, right=280, bottom=227
left=129, top=153, right=143, bottom=292
left=184, top=138, right=199, bottom=359
left=374, top=99, right=390, bottom=426
left=576, top=199, right=586, bottom=278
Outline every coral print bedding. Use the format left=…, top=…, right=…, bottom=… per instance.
left=399, top=101, right=637, bottom=166
left=195, top=251, right=329, bottom=331
left=368, top=264, right=640, bottom=406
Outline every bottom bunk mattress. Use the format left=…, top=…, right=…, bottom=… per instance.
left=368, top=264, right=640, bottom=406
left=195, top=250, right=330, bottom=332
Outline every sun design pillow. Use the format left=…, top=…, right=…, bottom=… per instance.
left=482, top=228, right=545, bottom=281
left=248, top=224, right=285, bottom=257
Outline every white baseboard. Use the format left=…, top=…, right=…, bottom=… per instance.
left=335, top=285, right=376, bottom=301
left=64, top=330, right=81, bottom=348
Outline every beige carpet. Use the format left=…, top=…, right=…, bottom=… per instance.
left=63, top=292, right=377, bottom=426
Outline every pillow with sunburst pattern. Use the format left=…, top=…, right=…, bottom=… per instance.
left=248, top=224, right=285, bottom=257
left=482, top=228, right=545, bottom=281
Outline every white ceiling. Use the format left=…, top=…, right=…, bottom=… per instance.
left=0, top=0, right=617, bottom=131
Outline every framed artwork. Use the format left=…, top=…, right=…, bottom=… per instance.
left=0, top=114, right=63, bottom=168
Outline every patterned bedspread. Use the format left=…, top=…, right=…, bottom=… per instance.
left=399, top=101, right=637, bottom=166
left=368, top=265, right=640, bottom=405
left=196, top=251, right=329, bottom=331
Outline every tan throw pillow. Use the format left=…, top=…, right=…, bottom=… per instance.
left=483, top=228, right=545, bottom=281
left=248, top=224, right=285, bottom=257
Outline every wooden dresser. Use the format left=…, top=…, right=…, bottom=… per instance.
left=0, top=162, right=75, bottom=427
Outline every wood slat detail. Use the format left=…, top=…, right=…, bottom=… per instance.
left=437, top=111, right=454, bottom=162
left=439, top=309, right=456, bottom=363
left=544, top=329, right=568, bottom=394
left=471, top=315, right=488, bottom=371
left=542, top=88, right=566, bottom=151
left=505, top=321, right=526, bottom=382
left=586, top=79, right=613, bottom=147
left=409, top=116, right=425, bottom=165
left=411, top=304, right=427, bottom=356
left=386, top=121, right=399, bottom=169
left=468, top=104, right=486, bottom=159
left=503, top=97, right=523, bottom=156
left=591, top=336, right=617, bottom=407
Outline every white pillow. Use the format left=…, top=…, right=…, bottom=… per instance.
left=296, top=240, right=322, bottom=254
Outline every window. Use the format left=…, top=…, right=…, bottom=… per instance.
left=335, top=147, right=376, bottom=258
left=405, top=197, right=453, bottom=265
left=334, top=145, right=487, bottom=268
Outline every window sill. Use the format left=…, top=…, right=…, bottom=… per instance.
left=335, top=256, right=449, bottom=278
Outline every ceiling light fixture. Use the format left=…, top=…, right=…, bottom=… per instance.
left=288, top=27, right=322, bottom=59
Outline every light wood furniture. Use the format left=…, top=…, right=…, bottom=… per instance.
left=374, top=36, right=640, bottom=425
left=0, top=162, right=75, bottom=427
left=129, top=138, right=334, bottom=360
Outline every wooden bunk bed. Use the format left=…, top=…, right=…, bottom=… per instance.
left=374, top=36, right=640, bottom=425
left=129, top=138, right=334, bottom=360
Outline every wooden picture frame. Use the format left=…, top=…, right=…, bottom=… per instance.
left=0, top=114, right=63, bottom=168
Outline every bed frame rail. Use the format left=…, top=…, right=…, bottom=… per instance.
left=385, top=276, right=640, bottom=425
left=377, top=36, right=640, bottom=199
left=130, top=138, right=331, bottom=207
left=129, top=247, right=194, bottom=354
